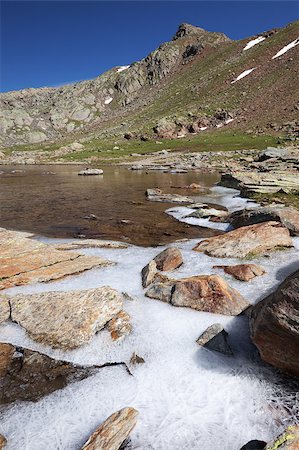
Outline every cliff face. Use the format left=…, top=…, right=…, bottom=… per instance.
left=0, top=21, right=298, bottom=147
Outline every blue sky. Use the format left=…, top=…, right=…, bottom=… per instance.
left=1, top=1, right=298, bottom=92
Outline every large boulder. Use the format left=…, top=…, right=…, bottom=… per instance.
left=213, top=264, right=266, bottom=281
left=193, top=222, right=292, bottom=258
left=146, top=274, right=249, bottom=315
left=250, top=270, right=299, bottom=378
left=0, top=342, right=99, bottom=404
left=81, top=407, right=138, bottom=450
left=7, top=287, right=127, bottom=350
left=227, top=206, right=299, bottom=236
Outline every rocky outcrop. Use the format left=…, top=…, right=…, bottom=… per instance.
left=146, top=274, right=249, bottom=315
left=227, top=206, right=299, bottom=236
left=193, top=222, right=292, bottom=258
left=7, top=287, right=127, bottom=350
left=250, top=269, right=299, bottom=378
left=213, top=264, right=266, bottom=281
left=146, top=188, right=192, bottom=203
left=0, top=342, right=100, bottom=404
left=196, top=323, right=233, bottom=355
left=0, top=227, right=111, bottom=290
left=81, top=407, right=138, bottom=450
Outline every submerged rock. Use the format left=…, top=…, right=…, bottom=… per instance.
left=81, top=407, right=138, bottom=450
left=146, top=188, right=192, bottom=203
left=146, top=274, right=249, bottom=316
left=196, top=323, right=233, bottom=356
left=8, top=287, right=125, bottom=350
left=250, top=269, right=299, bottom=378
left=78, top=168, right=103, bottom=176
left=227, top=206, right=299, bottom=236
left=213, top=264, right=266, bottom=281
left=193, top=222, right=292, bottom=258
left=0, top=342, right=99, bottom=404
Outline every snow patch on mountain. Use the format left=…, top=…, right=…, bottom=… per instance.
left=231, top=68, right=256, bottom=84
left=272, top=37, right=299, bottom=59
left=243, top=36, right=266, bottom=51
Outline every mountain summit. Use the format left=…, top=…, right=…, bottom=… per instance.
left=0, top=20, right=298, bottom=147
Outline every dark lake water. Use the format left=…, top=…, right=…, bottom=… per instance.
left=0, top=165, right=221, bottom=246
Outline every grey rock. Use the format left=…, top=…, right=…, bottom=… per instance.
left=196, top=323, right=233, bottom=355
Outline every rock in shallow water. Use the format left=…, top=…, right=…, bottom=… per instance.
left=239, top=440, right=266, bottom=450
left=146, top=188, right=192, bottom=203
left=146, top=274, right=249, bottom=316
left=250, top=269, right=299, bottom=378
left=213, top=264, right=266, bottom=281
left=193, top=221, right=292, bottom=258
left=78, top=168, right=103, bottom=176
left=7, top=287, right=126, bottom=350
left=81, top=407, right=138, bottom=450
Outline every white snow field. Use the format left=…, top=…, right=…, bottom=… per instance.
left=231, top=68, right=256, bottom=84
left=272, top=38, right=299, bottom=59
left=117, top=65, right=130, bottom=72
left=104, top=96, right=113, bottom=105
left=243, top=36, right=266, bottom=51
left=0, top=189, right=299, bottom=450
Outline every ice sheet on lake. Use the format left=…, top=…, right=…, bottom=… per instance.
left=272, top=38, right=299, bottom=59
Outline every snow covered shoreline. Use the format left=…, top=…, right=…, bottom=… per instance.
left=0, top=187, right=299, bottom=450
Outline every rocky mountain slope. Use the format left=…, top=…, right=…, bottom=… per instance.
left=0, top=21, right=298, bottom=148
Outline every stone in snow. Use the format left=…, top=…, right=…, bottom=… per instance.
left=78, top=168, right=103, bottom=175
left=193, top=221, right=292, bottom=258
left=81, top=407, right=138, bottom=450
left=196, top=323, right=233, bottom=356
left=0, top=342, right=100, bottom=404
left=146, top=274, right=249, bottom=316
left=7, top=287, right=126, bottom=350
left=213, top=264, right=266, bottom=282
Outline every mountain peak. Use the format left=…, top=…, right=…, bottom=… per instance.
left=172, top=23, right=205, bottom=40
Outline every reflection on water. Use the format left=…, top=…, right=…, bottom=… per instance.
left=0, top=165, right=220, bottom=246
